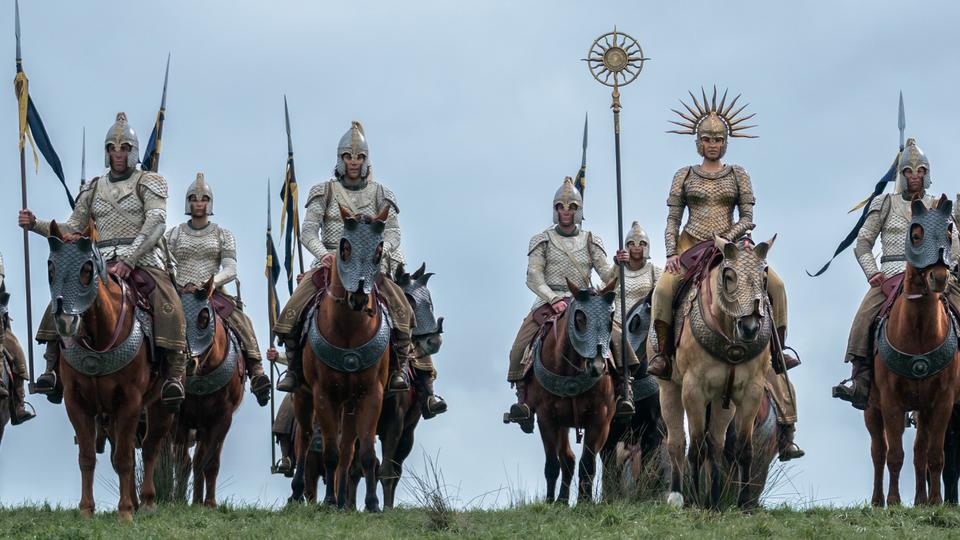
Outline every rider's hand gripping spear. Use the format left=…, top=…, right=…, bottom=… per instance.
left=583, top=28, right=649, bottom=410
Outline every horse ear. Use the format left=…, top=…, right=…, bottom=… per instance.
left=939, top=196, right=953, bottom=217
left=338, top=204, right=352, bottom=222
left=49, top=220, right=64, bottom=241
left=48, top=235, right=64, bottom=252
left=412, top=262, right=426, bottom=280
left=76, top=237, right=92, bottom=253
left=565, top=277, right=580, bottom=296
left=393, top=263, right=407, bottom=284
left=204, top=277, right=216, bottom=299
left=753, top=234, right=777, bottom=260
left=602, top=290, right=617, bottom=305
left=374, top=204, right=390, bottom=223
left=339, top=204, right=358, bottom=230
left=911, top=199, right=928, bottom=218
left=0, top=291, right=9, bottom=308
left=599, top=275, right=618, bottom=296
left=715, top=234, right=736, bottom=260
left=421, top=272, right=434, bottom=285
left=436, top=316, right=444, bottom=334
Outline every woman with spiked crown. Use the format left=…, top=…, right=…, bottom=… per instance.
left=503, top=177, right=639, bottom=433
left=19, top=113, right=189, bottom=411
left=833, top=139, right=960, bottom=409
left=273, top=121, right=446, bottom=419
left=649, top=88, right=803, bottom=461
left=165, top=173, right=272, bottom=406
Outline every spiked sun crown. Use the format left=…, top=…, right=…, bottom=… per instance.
left=667, top=87, right=757, bottom=146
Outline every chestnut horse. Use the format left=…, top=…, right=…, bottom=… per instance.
left=657, top=235, right=777, bottom=509
left=0, top=285, right=12, bottom=447
left=866, top=195, right=960, bottom=507
left=526, top=277, right=619, bottom=504
left=293, top=206, right=391, bottom=511
left=46, top=222, right=174, bottom=521
left=172, top=278, right=245, bottom=508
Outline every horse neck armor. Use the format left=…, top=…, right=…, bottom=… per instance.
left=686, top=287, right=772, bottom=365
left=404, top=279, right=439, bottom=338
left=877, top=310, right=958, bottom=380
left=307, top=304, right=393, bottom=373
left=185, top=332, right=239, bottom=395
left=62, top=308, right=152, bottom=377
left=531, top=340, right=603, bottom=398
left=181, top=292, right=216, bottom=357
left=625, top=299, right=651, bottom=357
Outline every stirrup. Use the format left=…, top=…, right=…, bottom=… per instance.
left=647, top=353, right=672, bottom=380
left=274, top=456, right=293, bottom=477
left=388, top=370, right=410, bottom=393
left=33, top=372, right=58, bottom=394
left=422, top=395, right=448, bottom=420
left=614, top=397, right=636, bottom=419
left=831, top=379, right=868, bottom=410
left=779, top=443, right=805, bottom=462
left=503, top=403, right=534, bottom=434
left=161, top=380, right=185, bottom=412
left=10, top=402, right=37, bottom=425
left=276, top=371, right=299, bottom=393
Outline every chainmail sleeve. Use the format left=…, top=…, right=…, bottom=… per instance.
left=302, top=183, right=328, bottom=261
left=587, top=233, right=615, bottom=284
left=527, top=234, right=560, bottom=304
left=33, top=180, right=95, bottom=237
left=379, top=186, right=402, bottom=259
left=123, top=174, right=167, bottom=267
left=665, top=167, right=689, bottom=257
left=854, top=195, right=885, bottom=279
left=213, top=228, right=238, bottom=288
left=724, top=165, right=756, bottom=241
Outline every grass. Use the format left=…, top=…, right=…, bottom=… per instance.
left=4, top=502, right=960, bottom=539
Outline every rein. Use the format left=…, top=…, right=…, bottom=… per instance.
left=65, top=276, right=133, bottom=354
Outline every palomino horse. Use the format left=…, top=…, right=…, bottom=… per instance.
left=0, top=286, right=12, bottom=446
left=46, top=222, right=174, bottom=521
left=657, top=235, right=777, bottom=509
left=345, top=262, right=445, bottom=509
left=525, top=277, right=619, bottom=504
left=172, top=278, right=246, bottom=508
left=293, top=205, right=391, bottom=511
left=866, top=195, right=959, bottom=507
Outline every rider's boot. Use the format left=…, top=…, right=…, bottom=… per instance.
left=832, top=356, right=872, bottom=410
left=245, top=358, right=271, bottom=406
left=34, top=342, right=62, bottom=403
left=276, top=339, right=302, bottom=393
left=503, top=381, right=534, bottom=434
left=10, top=381, right=36, bottom=425
left=777, top=423, right=805, bottom=461
left=413, top=368, right=447, bottom=419
left=276, top=436, right=293, bottom=477
left=161, top=350, right=187, bottom=413
left=773, top=326, right=801, bottom=373
left=614, top=364, right=636, bottom=420
left=647, top=320, right=674, bottom=380
left=388, top=330, right=413, bottom=393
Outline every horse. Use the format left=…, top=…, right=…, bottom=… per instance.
left=657, top=235, right=777, bottom=509
left=343, top=262, right=445, bottom=510
left=601, top=296, right=665, bottom=500
left=293, top=205, right=392, bottom=512
left=943, top=404, right=960, bottom=504
left=45, top=222, right=175, bottom=521
left=0, top=285, right=12, bottom=446
left=865, top=195, right=959, bottom=507
left=524, top=277, right=619, bottom=504
left=171, top=277, right=245, bottom=508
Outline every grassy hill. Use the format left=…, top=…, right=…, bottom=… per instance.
left=3, top=502, right=960, bottom=539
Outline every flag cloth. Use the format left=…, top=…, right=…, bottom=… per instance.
left=806, top=154, right=899, bottom=277
left=279, top=153, right=299, bottom=294
left=266, top=228, right=282, bottom=324
left=574, top=163, right=586, bottom=197
left=141, top=107, right=164, bottom=172
left=14, top=68, right=75, bottom=208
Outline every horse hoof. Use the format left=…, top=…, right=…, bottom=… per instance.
left=118, top=511, right=134, bottom=523
left=79, top=508, right=94, bottom=519
left=204, top=501, right=217, bottom=509
left=667, top=492, right=684, bottom=508
left=141, top=502, right=157, bottom=514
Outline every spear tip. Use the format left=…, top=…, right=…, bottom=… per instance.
left=15, top=0, right=22, bottom=61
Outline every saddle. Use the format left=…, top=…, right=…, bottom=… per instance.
left=876, top=273, right=905, bottom=321
left=106, top=262, right=155, bottom=312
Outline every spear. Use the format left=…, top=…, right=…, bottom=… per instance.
left=80, top=127, right=85, bottom=188
left=142, top=54, right=170, bottom=172
left=265, top=178, right=279, bottom=472
left=898, top=91, right=905, bottom=152
left=574, top=112, right=588, bottom=197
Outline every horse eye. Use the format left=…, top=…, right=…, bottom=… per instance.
left=340, top=239, right=352, bottom=262
left=79, top=261, right=93, bottom=286
left=198, top=308, right=210, bottom=330
left=373, top=243, right=383, bottom=264
left=723, top=268, right=738, bottom=293
left=575, top=310, right=587, bottom=331
left=48, top=261, right=55, bottom=285
left=911, top=224, right=925, bottom=246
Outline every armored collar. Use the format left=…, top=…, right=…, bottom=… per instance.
left=186, top=221, right=213, bottom=233
left=554, top=225, right=580, bottom=238
left=877, top=311, right=958, bottom=380
left=62, top=308, right=152, bottom=377
left=340, top=178, right=369, bottom=191
left=531, top=340, right=603, bottom=398
left=691, top=164, right=732, bottom=179
left=307, top=305, right=393, bottom=373
left=108, top=169, right=135, bottom=182
left=186, top=333, right=239, bottom=395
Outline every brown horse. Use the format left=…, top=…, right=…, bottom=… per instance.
left=293, top=206, right=391, bottom=511
left=0, top=286, right=12, bottom=447
left=172, top=278, right=245, bottom=508
left=525, top=277, right=619, bottom=504
left=657, top=235, right=777, bottom=509
left=866, top=195, right=960, bottom=507
left=46, top=222, right=174, bottom=521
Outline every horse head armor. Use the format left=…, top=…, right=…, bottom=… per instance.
left=714, top=235, right=775, bottom=344
left=47, top=225, right=107, bottom=337
left=565, top=277, right=616, bottom=362
left=906, top=196, right=953, bottom=270
left=395, top=263, right=444, bottom=356
left=336, top=205, right=389, bottom=298
left=181, top=282, right=217, bottom=357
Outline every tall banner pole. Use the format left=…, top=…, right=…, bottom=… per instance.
left=267, top=179, right=277, bottom=472
left=13, top=1, right=35, bottom=386
left=583, top=28, right=649, bottom=393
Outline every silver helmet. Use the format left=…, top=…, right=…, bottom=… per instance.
left=895, top=138, right=932, bottom=194
left=553, top=176, right=584, bottom=225
left=625, top=221, right=650, bottom=259
left=103, top=112, right=140, bottom=169
left=184, top=172, right=215, bottom=215
left=335, top=121, right=370, bottom=179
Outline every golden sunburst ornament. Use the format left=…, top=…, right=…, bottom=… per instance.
left=583, top=28, right=648, bottom=88
left=667, top=86, right=758, bottom=139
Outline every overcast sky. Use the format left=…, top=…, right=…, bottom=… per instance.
left=2, top=0, right=959, bottom=510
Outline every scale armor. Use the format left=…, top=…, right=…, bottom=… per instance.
left=103, top=112, right=140, bottom=169
left=855, top=193, right=941, bottom=279
left=615, top=262, right=661, bottom=323
left=526, top=227, right=610, bottom=309
left=34, top=171, right=168, bottom=269
left=166, top=222, right=237, bottom=289
left=302, top=179, right=404, bottom=274
left=184, top=172, right=215, bottom=215
left=665, top=165, right=755, bottom=256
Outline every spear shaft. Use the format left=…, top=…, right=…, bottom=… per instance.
left=14, top=0, right=35, bottom=385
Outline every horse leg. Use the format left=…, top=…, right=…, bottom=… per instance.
left=192, top=430, right=207, bottom=506
left=378, top=403, right=403, bottom=510
left=923, top=402, right=954, bottom=506
left=357, top=391, right=384, bottom=513
left=881, top=402, right=907, bottom=506
left=578, top=420, right=612, bottom=504
left=293, top=394, right=318, bottom=503
left=140, top=403, right=174, bottom=511
left=335, top=413, right=359, bottom=511
left=944, top=405, right=960, bottom=505
left=682, top=383, right=708, bottom=507
left=864, top=403, right=887, bottom=507
left=385, top=419, right=418, bottom=510
left=346, top=441, right=362, bottom=511
left=314, top=395, right=341, bottom=507
left=64, top=402, right=97, bottom=518
left=201, top=417, right=232, bottom=509
left=660, top=380, right=686, bottom=507
left=733, top=390, right=762, bottom=510
left=110, top=406, right=141, bottom=522
left=536, top=416, right=561, bottom=504
left=707, top=402, right=735, bottom=510
left=913, top=410, right=931, bottom=506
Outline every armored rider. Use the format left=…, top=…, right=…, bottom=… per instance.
left=166, top=172, right=272, bottom=406
left=19, top=113, right=189, bottom=410
left=833, top=138, right=960, bottom=408
left=273, top=121, right=446, bottom=418
left=650, top=89, right=804, bottom=460
left=504, top=177, right=639, bottom=433
left=0, top=252, right=36, bottom=424
left=613, top=221, right=662, bottom=325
